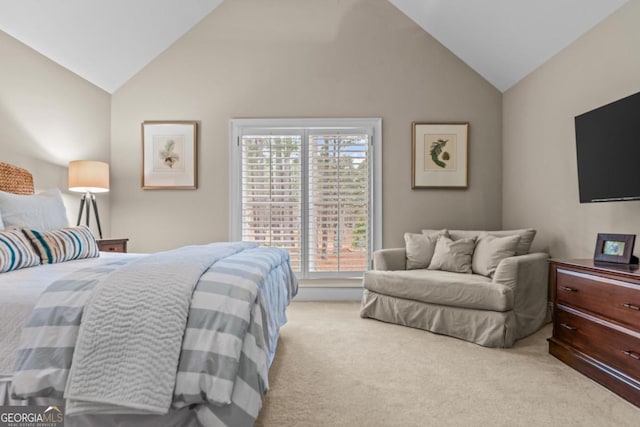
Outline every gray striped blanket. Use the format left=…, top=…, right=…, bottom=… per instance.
left=11, top=242, right=297, bottom=427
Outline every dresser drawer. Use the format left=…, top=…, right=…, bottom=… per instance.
left=97, top=238, right=128, bottom=253
left=556, top=307, right=640, bottom=379
left=557, top=269, right=640, bottom=331
left=100, top=243, right=124, bottom=252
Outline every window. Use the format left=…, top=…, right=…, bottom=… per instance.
left=230, top=118, right=381, bottom=279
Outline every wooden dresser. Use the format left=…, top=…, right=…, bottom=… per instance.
left=549, top=259, right=640, bottom=407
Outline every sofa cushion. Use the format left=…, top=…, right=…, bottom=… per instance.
left=472, top=234, right=520, bottom=277
left=404, top=229, right=448, bottom=270
left=422, top=228, right=536, bottom=256
left=363, top=269, right=513, bottom=312
left=428, top=236, right=475, bottom=274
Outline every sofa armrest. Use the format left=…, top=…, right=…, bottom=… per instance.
left=373, top=248, right=407, bottom=271
left=493, top=252, right=549, bottom=339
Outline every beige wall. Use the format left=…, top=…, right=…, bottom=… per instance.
left=0, top=31, right=112, bottom=236
left=503, top=1, right=640, bottom=258
left=5, top=0, right=637, bottom=260
left=111, top=0, right=502, bottom=253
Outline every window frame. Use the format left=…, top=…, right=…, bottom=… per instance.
left=230, top=118, right=382, bottom=279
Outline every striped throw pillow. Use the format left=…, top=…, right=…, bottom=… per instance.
left=22, top=225, right=100, bottom=264
left=0, top=229, right=41, bottom=272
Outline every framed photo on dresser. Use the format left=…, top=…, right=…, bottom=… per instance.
left=593, top=233, right=636, bottom=264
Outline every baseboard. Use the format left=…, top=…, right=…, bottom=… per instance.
left=294, top=287, right=363, bottom=301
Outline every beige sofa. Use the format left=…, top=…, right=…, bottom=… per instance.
left=360, top=229, right=549, bottom=348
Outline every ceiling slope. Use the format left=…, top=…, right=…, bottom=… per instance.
left=388, top=0, right=628, bottom=91
left=0, top=0, right=223, bottom=93
left=0, top=0, right=630, bottom=93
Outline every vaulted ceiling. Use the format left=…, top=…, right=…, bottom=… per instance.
left=0, top=0, right=628, bottom=93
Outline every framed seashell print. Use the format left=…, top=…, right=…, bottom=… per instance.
left=411, top=122, right=468, bottom=189
left=142, top=121, right=197, bottom=189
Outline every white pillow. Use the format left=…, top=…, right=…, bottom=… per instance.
left=0, top=214, right=4, bottom=230
left=472, top=234, right=521, bottom=277
left=428, top=235, right=476, bottom=274
left=0, top=189, right=69, bottom=231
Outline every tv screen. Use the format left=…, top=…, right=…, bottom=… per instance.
left=575, top=90, right=640, bottom=203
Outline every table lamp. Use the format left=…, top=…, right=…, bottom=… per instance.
left=68, top=160, right=109, bottom=239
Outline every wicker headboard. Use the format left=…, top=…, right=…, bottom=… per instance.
left=0, top=162, right=35, bottom=195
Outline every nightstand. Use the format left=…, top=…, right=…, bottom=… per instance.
left=97, top=238, right=129, bottom=253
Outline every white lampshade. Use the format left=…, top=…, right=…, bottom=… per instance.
left=68, top=160, right=110, bottom=193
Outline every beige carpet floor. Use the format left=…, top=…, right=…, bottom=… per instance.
left=255, top=301, right=640, bottom=427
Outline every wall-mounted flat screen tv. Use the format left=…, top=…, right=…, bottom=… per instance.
left=575, top=90, right=640, bottom=203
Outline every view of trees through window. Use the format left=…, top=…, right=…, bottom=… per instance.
left=241, top=133, right=369, bottom=275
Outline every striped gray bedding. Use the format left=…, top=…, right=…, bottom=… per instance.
left=10, top=242, right=297, bottom=427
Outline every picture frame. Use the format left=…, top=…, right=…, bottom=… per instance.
left=593, top=233, right=637, bottom=264
left=142, top=121, right=197, bottom=189
left=412, top=122, right=469, bottom=189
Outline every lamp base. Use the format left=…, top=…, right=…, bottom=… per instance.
left=76, top=192, right=103, bottom=239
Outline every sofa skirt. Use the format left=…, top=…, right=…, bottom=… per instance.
left=360, top=289, right=517, bottom=348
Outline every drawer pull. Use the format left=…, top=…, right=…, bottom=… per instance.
left=623, top=303, right=640, bottom=311
left=560, top=286, right=577, bottom=292
left=623, top=350, right=640, bottom=360
left=560, top=323, right=576, bottom=331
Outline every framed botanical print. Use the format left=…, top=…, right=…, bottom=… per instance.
left=142, top=121, right=197, bottom=189
left=411, top=122, right=469, bottom=189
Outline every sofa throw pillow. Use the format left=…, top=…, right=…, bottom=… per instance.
left=0, top=229, right=41, bottom=272
left=404, top=230, right=449, bottom=270
left=478, top=229, right=536, bottom=256
left=422, top=228, right=536, bottom=256
left=472, top=234, right=521, bottom=277
left=22, top=225, right=99, bottom=265
left=428, top=235, right=475, bottom=274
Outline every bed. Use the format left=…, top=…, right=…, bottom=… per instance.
left=0, top=162, right=298, bottom=426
